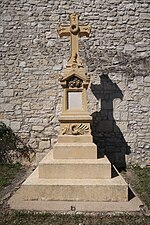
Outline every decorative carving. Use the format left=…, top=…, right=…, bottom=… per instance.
left=70, top=24, right=79, bottom=35
left=62, top=123, right=89, bottom=135
left=67, top=76, right=82, bottom=88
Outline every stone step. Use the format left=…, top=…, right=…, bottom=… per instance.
left=58, top=135, right=93, bottom=143
left=53, top=142, right=97, bottom=159
left=39, top=151, right=111, bottom=179
left=20, top=167, right=128, bottom=202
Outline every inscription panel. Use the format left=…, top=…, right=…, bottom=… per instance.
left=68, top=92, right=82, bottom=110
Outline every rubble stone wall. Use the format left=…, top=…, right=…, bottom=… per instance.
left=0, top=0, right=150, bottom=167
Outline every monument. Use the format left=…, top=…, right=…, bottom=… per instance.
left=54, top=13, right=97, bottom=160
left=10, top=13, right=128, bottom=203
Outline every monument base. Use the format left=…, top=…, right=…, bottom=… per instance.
left=13, top=150, right=128, bottom=202
left=53, top=142, right=97, bottom=159
left=39, top=151, right=111, bottom=179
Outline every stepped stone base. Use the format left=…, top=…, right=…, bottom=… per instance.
left=39, top=151, right=111, bottom=179
left=16, top=150, right=128, bottom=202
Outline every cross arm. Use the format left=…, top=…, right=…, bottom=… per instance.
left=79, top=25, right=91, bottom=37
left=57, top=25, right=70, bottom=37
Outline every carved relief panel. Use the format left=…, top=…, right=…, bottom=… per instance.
left=67, top=75, right=83, bottom=88
left=61, top=123, right=90, bottom=135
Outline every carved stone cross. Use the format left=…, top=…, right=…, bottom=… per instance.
left=58, top=13, right=91, bottom=67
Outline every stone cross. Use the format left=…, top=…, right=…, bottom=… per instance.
left=58, top=13, right=91, bottom=67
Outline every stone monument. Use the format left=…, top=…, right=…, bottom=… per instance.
left=10, top=13, right=128, bottom=203
left=54, top=13, right=97, bottom=160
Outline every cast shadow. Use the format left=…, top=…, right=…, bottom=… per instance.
left=91, top=74, right=131, bottom=171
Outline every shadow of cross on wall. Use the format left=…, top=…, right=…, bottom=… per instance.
left=91, top=74, right=130, bottom=171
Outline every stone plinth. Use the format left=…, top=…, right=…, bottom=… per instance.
left=55, top=114, right=97, bottom=159
left=39, top=151, right=111, bottom=179
left=53, top=143, right=97, bottom=159
left=17, top=151, right=128, bottom=202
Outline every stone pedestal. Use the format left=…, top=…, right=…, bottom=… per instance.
left=17, top=150, right=128, bottom=202
left=16, top=114, right=128, bottom=202
left=54, top=114, right=97, bottom=159
left=20, top=115, right=127, bottom=202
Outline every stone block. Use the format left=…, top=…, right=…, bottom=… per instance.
left=32, top=126, right=44, bottom=131
left=39, top=140, right=50, bottom=150
left=141, top=97, right=149, bottom=106
left=39, top=151, right=111, bottom=179
left=1, top=119, right=10, bottom=126
left=45, top=31, right=51, bottom=39
left=4, top=103, right=14, bottom=111
left=0, top=112, right=4, bottom=119
left=20, top=166, right=128, bottom=202
left=123, top=44, right=135, bottom=52
left=46, top=40, right=55, bottom=47
left=140, top=13, right=149, bottom=20
left=29, top=118, right=42, bottom=123
left=43, top=101, right=51, bottom=110
left=0, top=26, right=3, bottom=33
left=0, top=98, right=4, bottom=103
left=144, top=87, right=150, bottom=93
left=58, top=135, right=92, bottom=143
left=3, top=89, right=14, bottom=97
left=120, top=112, right=128, bottom=121
left=18, top=82, right=28, bottom=89
left=31, top=103, right=42, bottom=110
left=53, top=142, right=97, bottom=159
left=136, top=47, right=147, bottom=52
left=144, top=76, right=150, bottom=82
left=113, top=99, right=128, bottom=111
left=11, top=121, right=21, bottom=131
left=15, top=108, right=21, bottom=115
left=19, top=61, right=26, bottom=67
left=22, top=102, right=30, bottom=110
left=128, top=83, right=138, bottom=90
left=113, top=111, right=120, bottom=120
left=53, top=64, right=62, bottom=71
left=44, top=126, right=53, bottom=134
left=3, top=14, right=12, bottom=21
left=0, top=81, right=7, bottom=87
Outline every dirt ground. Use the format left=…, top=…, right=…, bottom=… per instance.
left=0, top=165, right=35, bottom=209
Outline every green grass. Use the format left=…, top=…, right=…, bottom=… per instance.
left=0, top=163, right=21, bottom=191
left=132, top=166, right=150, bottom=209
left=0, top=211, right=149, bottom=225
